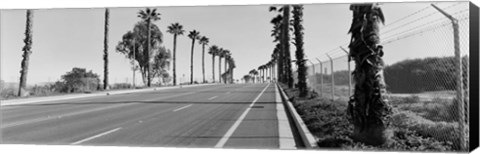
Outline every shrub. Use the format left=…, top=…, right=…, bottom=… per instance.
left=111, top=83, right=132, bottom=90
left=1, top=87, right=18, bottom=99
left=281, top=84, right=454, bottom=151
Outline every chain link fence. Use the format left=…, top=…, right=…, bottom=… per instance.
left=296, top=2, right=470, bottom=151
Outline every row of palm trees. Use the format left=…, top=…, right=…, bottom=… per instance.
left=257, top=4, right=393, bottom=147
left=16, top=7, right=235, bottom=97
left=167, top=22, right=235, bottom=85
left=248, top=5, right=306, bottom=95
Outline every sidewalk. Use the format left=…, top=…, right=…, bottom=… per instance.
left=0, top=83, right=217, bottom=106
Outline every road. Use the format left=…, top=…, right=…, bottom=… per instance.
left=1, top=83, right=297, bottom=149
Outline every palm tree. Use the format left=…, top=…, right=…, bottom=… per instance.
left=18, top=10, right=33, bottom=97
left=228, top=58, right=236, bottom=83
left=103, top=8, right=110, bottom=90
left=188, top=30, right=200, bottom=84
left=218, top=48, right=225, bottom=83
left=249, top=69, right=256, bottom=83
left=257, top=65, right=264, bottom=83
left=346, top=3, right=392, bottom=146
left=199, top=36, right=209, bottom=83
left=167, top=22, right=185, bottom=86
left=223, top=50, right=231, bottom=84
left=208, top=45, right=219, bottom=83
left=292, top=5, right=307, bottom=97
left=281, top=5, right=293, bottom=88
left=138, top=8, right=161, bottom=87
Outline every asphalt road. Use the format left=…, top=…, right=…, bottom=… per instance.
left=1, top=83, right=296, bottom=149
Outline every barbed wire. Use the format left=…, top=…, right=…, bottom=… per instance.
left=311, top=3, right=468, bottom=62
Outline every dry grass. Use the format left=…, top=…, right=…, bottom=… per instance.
left=281, top=84, right=459, bottom=152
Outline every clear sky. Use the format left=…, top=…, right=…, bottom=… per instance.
left=0, top=1, right=470, bottom=85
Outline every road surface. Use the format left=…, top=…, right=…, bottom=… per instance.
left=1, top=83, right=297, bottom=149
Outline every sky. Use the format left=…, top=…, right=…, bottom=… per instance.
left=0, top=1, right=470, bottom=86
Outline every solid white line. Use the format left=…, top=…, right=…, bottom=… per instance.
left=275, top=84, right=296, bottom=149
left=214, top=83, right=270, bottom=148
left=70, top=127, right=122, bottom=145
left=172, top=104, right=193, bottom=112
left=208, top=96, right=218, bottom=100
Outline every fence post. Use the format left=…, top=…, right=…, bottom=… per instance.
left=326, top=54, right=334, bottom=101
left=315, top=58, right=323, bottom=98
left=432, top=4, right=465, bottom=151
left=340, top=46, right=352, bottom=98
left=308, top=60, right=316, bottom=93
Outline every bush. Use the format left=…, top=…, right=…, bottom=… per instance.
left=111, top=83, right=132, bottom=90
left=280, top=84, right=454, bottom=151
left=1, top=87, right=18, bottom=99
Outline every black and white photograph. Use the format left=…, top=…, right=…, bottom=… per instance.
left=1, top=0, right=478, bottom=153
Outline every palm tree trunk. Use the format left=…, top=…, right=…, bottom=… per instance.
left=347, top=4, right=392, bottom=146
left=202, top=44, right=205, bottom=83
left=224, top=58, right=227, bottom=84
left=173, top=34, right=177, bottom=86
left=212, top=55, right=215, bottom=83
left=282, top=5, right=293, bottom=88
left=218, top=57, right=222, bottom=83
left=18, top=10, right=33, bottom=97
left=190, top=39, right=195, bottom=84
left=146, top=19, right=152, bottom=87
left=103, top=8, right=109, bottom=90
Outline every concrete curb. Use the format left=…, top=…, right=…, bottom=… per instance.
left=1, top=83, right=218, bottom=106
left=276, top=83, right=318, bottom=148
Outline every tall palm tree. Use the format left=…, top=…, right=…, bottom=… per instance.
left=167, top=22, right=185, bottom=86
left=346, top=3, right=392, bottom=146
left=18, top=10, right=33, bottom=97
left=103, top=8, right=110, bottom=90
left=188, top=30, right=200, bottom=84
left=223, top=50, right=231, bottom=84
left=199, top=36, right=209, bottom=83
left=138, top=8, right=161, bottom=87
left=208, top=45, right=219, bottom=83
left=218, top=48, right=225, bottom=83
left=292, top=5, right=307, bottom=97
left=281, top=5, right=293, bottom=88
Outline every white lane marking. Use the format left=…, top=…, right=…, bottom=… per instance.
left=172, top=104, right=193, bottom=112
left=275, top=84, right=296, bottom=149
left=208, top=96, right=218, bottom=100
left=71, top=127, right=122, bottom=145
left=215, top=83, right=270, bottom=148
left=1, top=104, right=132, bottom=129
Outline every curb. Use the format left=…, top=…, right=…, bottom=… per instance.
left=276, top=83, right=318, bottom=148
left=1, top=83, right=219, bottom=106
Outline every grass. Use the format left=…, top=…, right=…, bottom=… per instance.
left=280, top=84, right=463, bottom=152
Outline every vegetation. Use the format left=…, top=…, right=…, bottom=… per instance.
left=151, top=46, right=171, bottom=85
left=18, top=10, right=33, bottom=97
left=281, top=84, right=457, bottom=152
left=208, top=45, right=219, bottom=83
left=103, top=8, right=110, bottom=90
left=188, top=30, right=200, bottom=84
left=346, top=3, right=392, bottom=145
left=385, top=56, right=469, bottom=93
left=292, top=5, right=307, bottom=97
left=116, top=21, right=164, bottom=85
left=167, top=22, right=185, bottom=86
left=137, top=8, right=161, bottom=87
left=269, top=5, right=294, bottom=88
left=54, top=68, right=101, bottom=93
left=199, top=36, right=209, bottom=83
